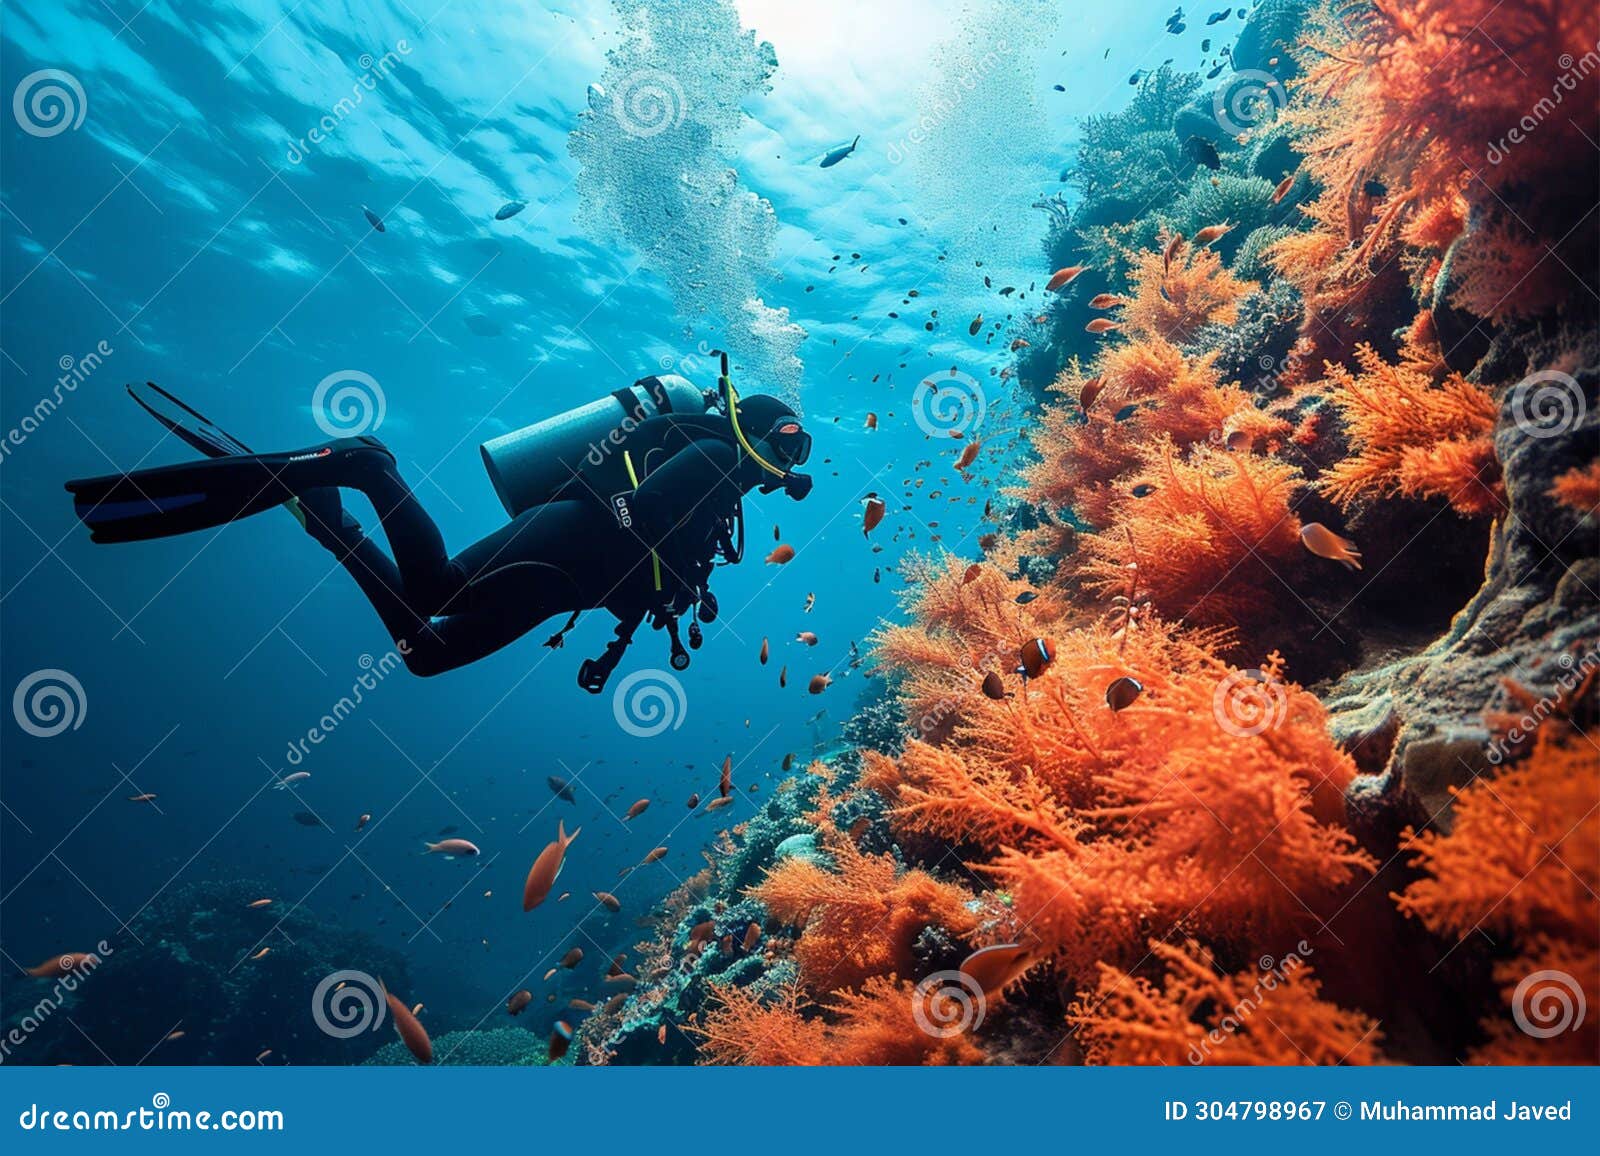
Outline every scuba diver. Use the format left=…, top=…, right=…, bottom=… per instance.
left=66, top=353, right=814, bottom=689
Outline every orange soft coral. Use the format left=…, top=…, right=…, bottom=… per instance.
left=750, top=771, right=979, bottom=993
left=752, top=850, right=978, bottom=993
left=1394, top=728, right=1600, bottom=1064
left=1082, top=439, right=1305, bottom=630
left=1285, top=0, right=1599, bottom=324
left=1314, top=341, right=1503, bottom=515
left=1550, top=461, right=1600, bottom=514
left=694, top=977, right=986, bottom=1066
left=1066, top=939, right=1384, bottom=1065
left=1121, top=237, right=1256, bottom=344
left=871, top=612, right=1371, bottom=983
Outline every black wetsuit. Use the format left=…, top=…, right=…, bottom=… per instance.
left=313, top=412, right=762, bottom=676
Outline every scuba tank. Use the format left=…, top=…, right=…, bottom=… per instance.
left=479, top=373, right=712, bottom=517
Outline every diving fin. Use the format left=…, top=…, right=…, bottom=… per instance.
left=66, top=382, right=391, bottom=544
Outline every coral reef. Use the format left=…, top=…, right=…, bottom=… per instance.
left=658, top=1, right=1597, bottom=1069
left=362, top=1027, right=551, bottom=1066
left=2, top=879, right=409, bottom=1066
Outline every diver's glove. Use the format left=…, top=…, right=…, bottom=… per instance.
left=781, top=472, right=814, bottom=501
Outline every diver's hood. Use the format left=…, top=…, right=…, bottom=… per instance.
left=725, top=391, right=812, bottom=492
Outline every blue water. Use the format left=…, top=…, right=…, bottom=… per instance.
left=1, top=0, right=1187, bottom=1052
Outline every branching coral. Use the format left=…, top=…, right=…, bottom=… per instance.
left=1082, top=440, right=1305, bottom=630
left=1121, top=239, right=1258, bottom=345
left=1066, top=939, right=1384, bottom=1065
left=1281, top=0, right=1599, bottom=329
left=870, top=612, right=1371, bottom=983
left=1393, top=727, right=1599, bottom=1064
left=694, top=977, right=985, bottom=1065
left=752, top=848, right=978, bottom=993
left=1314, top=341, right=1503, bottom=515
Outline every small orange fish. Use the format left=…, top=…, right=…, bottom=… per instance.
left=706, top=796, right=734, bottom=812
left=1194, top=222, right=1232, bottom=246
left=759, top=637, right=769, bottom=664
left=255, top=1049, right=273, bottom=1063
left=685, top=793, right=700, bottom=810
left=1163, top=232, right=1184, bottom=270
left=1085, top=318, right=1119, bottom=335
left=795, top=631, right=818, bottom=646
left=624, top=798, right=650, bottom=820
left=765, top=544, right=796, bottom=565
left=384, top=984, right=432, bottom=1064
left=1271, top=173, right=1296, bottom=204
left=955, top=441, right=980, bottom=471
left=507, top=990, right=532, bottom=1016
left=743, top=923, right=761, bottom=952
left=1009, top=338, right=1030, bottom=351
left=246, top=898, right=272, bottom=909
left=411, top=1002, right=424, bottom=1016
left=778, top=665, right=787, bottom=688
left=594, top=891, right=621, bottom=912
left=354, top=812, right=371, bottom=831
left=1300, top=523, right=1363, bottom=570
left=561, top=947, right=584, bottom=969
left=25, top=952, right=99, bottom=979
left=862, top=497, right=886, bottom=536
left=543, top=967, right=558, bottom=982
left=605, top=972, right=638, bottom=989
left=523, top=820, right=580, bottom=912
left=962, top=563, right=982, bottom=584
left=165, top=1030, right=185, bottom=1041
left=981, top=671, right=1007, bottom=700
left=719, top=755, right=733, bottom=798
left=864, top=412, right=878, bottom=430
left=569, top=999, right=596, bottom=1012
left=603, top=994, right=627, bottom=1014
left=1105, top=676, right=1144, bottom=712
left=658, top=1023, right=668, bottom=1045
left=960, top=942, right=1041, bottom=995
left=549, top=1021, right=574, bottom=1062
left=640, top=846, right=668, bottom=865
left=1087, top=293, right=1124, bottom=309
left=249, top=947, right=271, bottom=961
left=127, top=793, right=157, bottom=803
left=808, top=673, right=832, bottom=694
left=1080, top=377, right=1105, bottom=411
left=557, top=891, right=570, bottom=902
left=1045, top=265, right=1087, bottom=292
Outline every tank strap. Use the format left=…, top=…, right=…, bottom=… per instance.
left=621, top=450, right=663, bottom=593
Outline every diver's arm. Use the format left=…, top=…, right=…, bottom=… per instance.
left=630, top=438, right=742, bottom=544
